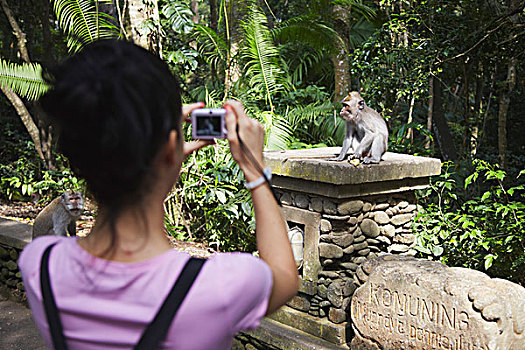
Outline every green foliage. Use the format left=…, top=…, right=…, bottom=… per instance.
left=242, top=4, right=286, bottom=111
left=414, top=161, right=525, bottom=285
left=164, top=138, right=256, bottom=252
left=0, top=141, right=84, bottom=201
left=53, top=0, right=120, bottom=53
left=0, top=60, right=49, bottom=100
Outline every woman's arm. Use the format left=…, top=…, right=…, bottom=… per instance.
left=224, top=100, right=299, bottom=315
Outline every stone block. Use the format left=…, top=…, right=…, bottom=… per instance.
left=6, top=260, right=17, bottom=271
left=320, top=219, right=332, bottom=233
left=321, top=259, right=334, bottom=267
left=340, top=262, right=358, bottom=271
left=375, top=203, right=389, bottom=210
left=319, top=243, right=343, bottom=259
left=360, top=219, right=380, bottom=238
left=310, top=197, right=323, bottom=212
left=353, top=242, right=368, bottom=251
left=400, top=204, right=417, bottom=213
left=327, top=281, right=344, bottom=308
left=397, top=200, right=409, bottom=209
left=343, top=280, right=357, bottom=296
left=376, top=236, right=391, bottom=245
left=357, top=248, right=371, bottom=256
left=0, top=246, right=8, bottom=259
left=328, top=308, right=346, bottom=324
left=343, top=246, right=355, bottom=255
left=318, top=284, right=327, bottom=298
left=390, top=213, right=413, bottom=226
left=323, top=200, right=337, bottom=215
left=287, top=295, right=311, bottom=312
left=294, top=194, right=309, bottom=209
left=393, top=233, right=415, bottom=244
left=373, top=211, right=390, bottom=225
left=362, top=202, right=372, bottom=213
left=351, top=255, right=525, bottom=349
left=330, top=233, right=353, bottom=248
left=381, top=224, right=395, bottom=238
left=281, top=193, right=293, bottom=206
left=9, top=249, right=18, bottom=260
left=387, top=244, right=410, bottom=253
left=337, top=200, right=363, bottom=215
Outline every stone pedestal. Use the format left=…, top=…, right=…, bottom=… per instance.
left=237, top=148, right=440, bottom=349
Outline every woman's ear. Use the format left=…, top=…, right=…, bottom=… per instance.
left=163, top=130, right=180, bottom=165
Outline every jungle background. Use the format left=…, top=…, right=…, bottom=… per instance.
left=0, top=0, right=524, bottom=284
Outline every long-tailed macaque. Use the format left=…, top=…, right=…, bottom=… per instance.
left=32, top=191, right=84, bottom=239
left=331, top=91, right=388, bottom=164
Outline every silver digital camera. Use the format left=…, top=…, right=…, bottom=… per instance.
left=191, top=108, right=227, bottom=140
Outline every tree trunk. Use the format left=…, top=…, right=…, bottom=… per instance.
left=1, top=0, right=56, bottom=170
left=209, top=0, right=218, bottom=32
left=498, top=56, right=517, bottom=169
left=224, top=0, right=246, bottom=98
left=1, top=85, right=45, bottom=161
left=432, top=78, right=457, bottom=162
left=128, top=0, right=161, bottom=55
left=116, top=0, right=131, bottom=40
left=426, top=75, right=434, bottom=149
left=331, top=4, right=350, bottom=102
left=0, top=0, right=30, bottom=63
left=191, top=0, right=199, bottom=24
left=406, top=94, right=415, bottom=143
left=471, top=64, right=483, bottom=157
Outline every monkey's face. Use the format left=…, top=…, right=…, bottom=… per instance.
left=340, top=93, right=365, bottom=121
left=62, top=192, right=84, bottom=216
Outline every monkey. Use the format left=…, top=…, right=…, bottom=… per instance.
left=32, top=191, right=84, bottom=239
left=330, top=91, right=388, bottom=164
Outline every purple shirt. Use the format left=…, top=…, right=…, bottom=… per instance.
left=19, top=236, right=272, bottom=349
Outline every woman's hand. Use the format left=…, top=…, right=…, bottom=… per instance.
left=181, top=102, right=215, bottom=158
left=223, top=100, right=265, bottom=182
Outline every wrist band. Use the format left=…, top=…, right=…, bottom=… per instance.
left=245, top=167, right=272, bottom=190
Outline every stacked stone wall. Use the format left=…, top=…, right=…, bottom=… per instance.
left=276, top=189, right=419, bottom=325
left=0, top=243, right=25, bottom=301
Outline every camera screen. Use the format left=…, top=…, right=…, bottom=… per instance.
left=195, top=115, right=222, bottom=137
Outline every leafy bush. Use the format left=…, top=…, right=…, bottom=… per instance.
left=414, top=160, right=525, bottom=285
left=164, top=137, right=256, bottom=252
left=0, top=139, right=84, bottom=202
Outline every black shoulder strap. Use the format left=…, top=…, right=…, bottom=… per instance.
left=40, top=243, right=69, bottom=350
left=134, top=257, right=205, bottom=350
left=40, top=244, right=205, bottom=350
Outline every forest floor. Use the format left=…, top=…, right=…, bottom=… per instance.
left=0, top=199, right=214, bottom=258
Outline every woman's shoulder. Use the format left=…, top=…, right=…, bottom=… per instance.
left=18, top=236, right=69, bottom=274
left=206, top=252, right=270, bottom=273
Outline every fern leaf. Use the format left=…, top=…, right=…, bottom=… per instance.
left=0, top=60, right=49, bottom=100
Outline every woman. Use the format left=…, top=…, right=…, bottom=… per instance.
left=19, top=40, right=298, bottom=349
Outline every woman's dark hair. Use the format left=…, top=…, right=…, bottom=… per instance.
left=40, top=40, right=182, bottom=211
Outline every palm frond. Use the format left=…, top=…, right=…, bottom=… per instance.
left=262, top=112, right=293, bottom=151
left=242, top=4, right=284, bottom=111
left=0, top=60, right=48, bottom=100
left=194, top=25, right=228, bottom=70
left=53, top=0, right=120, bottom=53
left=348, top=19, right=378, bottom=49
left=271, top=15, right=341, bottom=54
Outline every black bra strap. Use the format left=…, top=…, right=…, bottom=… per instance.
left=40, top=243, right=68, bottom=350
left=134, top=257, right=205, bottom=350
